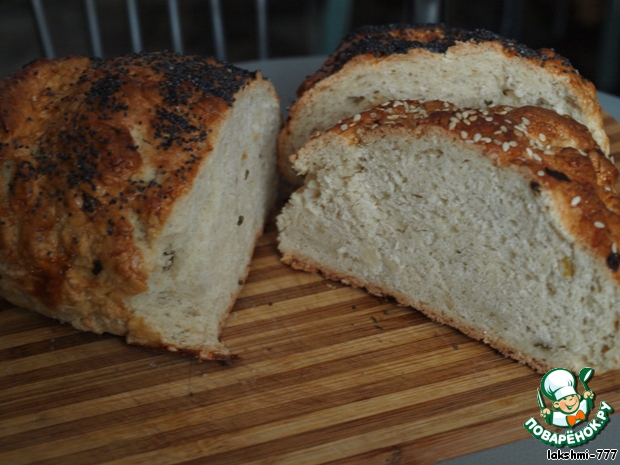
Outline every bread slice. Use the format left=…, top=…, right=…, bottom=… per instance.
left=0, top=52, right=281, bottom=359
left=277, top=99, right=620, bottom=373
left=278, top=24, right=609, bottom=186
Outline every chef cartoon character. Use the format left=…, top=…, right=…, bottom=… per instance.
left=539, top=368, right=595, bottom=428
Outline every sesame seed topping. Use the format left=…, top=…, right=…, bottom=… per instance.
left=370, top=112, right=377, bottom=118
left=571, top=196, right=581, bottom=206
left=594, top=221, right=605, bottom=229
left=473, top=133, right=482, bottom=142
left=526, top=147, right=534, bottom=157
left=613, top=243, right=618, bottom=254
left=500, top=125, right=508, bottom=132
left=539, top=133, right=547, bottom=142
left=521, top=117, right=530, bottom=125
left=493, top=139, right=502, bottom=145
left=493, top=130, right=502, bottom=135
left=544, top=150, right=555, bottom=155
left=393, top=100, right=404, bottom=107
left=463, top=119, right=471, bottom=125
left=449, top=121, right=457, bottom=130
left=484, top=116, right=493, bottom=122
left=502, top=142, right=510, bottom=152
left=577, top=148, right=587, bottom=156
left=481, top=137, right=492, bottom=143
left=353, top=114, right=361, bottom=122
left=509, top=141, right=518, bottom=147
left=532, top=152, right=542, bottom=162
left=381, top=101, right=390, bottom=107
left=340, top=124, right=348, bottom=130
left=461, top=131, right=468, bottom=139
left=537, top=170, right=545, bottom=176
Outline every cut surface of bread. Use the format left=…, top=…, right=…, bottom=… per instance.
left=0, top=53, right=280, bottom=359
left=278, top=24, right=609, bottom=185
left=277, top=100, right=620, bottom=373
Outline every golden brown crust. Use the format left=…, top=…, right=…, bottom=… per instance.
left=293, top=100, right=620, bottom=283
left=281, top=251, right=552, bottom=374
left=0, top=52, right=258, bottom=340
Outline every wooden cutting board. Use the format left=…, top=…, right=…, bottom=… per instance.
left=1, top=113, right=620, bottom=465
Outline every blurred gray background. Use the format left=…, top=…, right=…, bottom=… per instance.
left=0, top=0, right=618, bottom=96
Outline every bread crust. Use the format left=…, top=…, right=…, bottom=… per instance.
left=278, top=24, right=609, bottom=184
left=0, top=53, right=269, bottom=359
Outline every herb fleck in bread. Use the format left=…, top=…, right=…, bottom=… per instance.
left=0, top=52, right=280, bottom=359
left=278, top=24, right=609, bottom=185
left=277, top=100, right=620, bottom=373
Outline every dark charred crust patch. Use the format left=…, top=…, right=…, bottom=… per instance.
left=530, top=181, right=541, bottom=193
left=300, top=23, right=577, bottom=95
left=82, top=192, right=99, bottom=213
left=83, top=70, right=127, bottom=113
left=145, top=53, right=255, bottom=107
left=544, top=168, right=571, bottom=182
left=92, top=259, right=103, bottom=276
left=607, top=253, right=620, bottom=272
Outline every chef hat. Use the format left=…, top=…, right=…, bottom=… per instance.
left=541, top=368, right=578, bottom=401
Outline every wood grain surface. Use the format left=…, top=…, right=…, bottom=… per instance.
left=1, top=114, right=620, bottom=465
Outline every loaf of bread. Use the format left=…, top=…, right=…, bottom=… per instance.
left=278, top=24, right=609, bottom=185
left=0, top=52, right=280, bottom=359
left=277, top=99, right=620, bottom=373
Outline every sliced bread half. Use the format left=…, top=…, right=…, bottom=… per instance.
left=277, top=99, right=620, bottom=373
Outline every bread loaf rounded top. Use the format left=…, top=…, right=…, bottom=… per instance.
left=299, top=24, right=589, bottom=97
left=0, top=52, right=262, bottom=316
left=293, top=100, right=620, bottom=280
left=281, top=23, right=608, bottom=164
